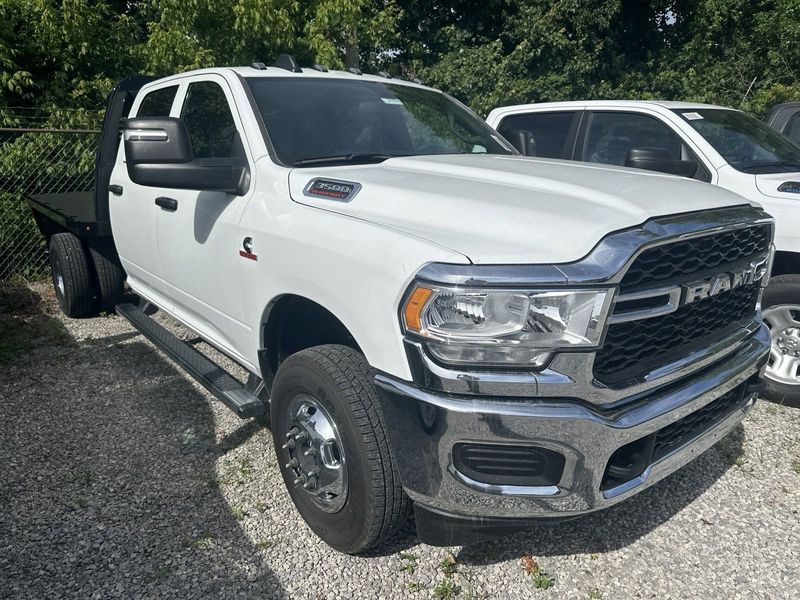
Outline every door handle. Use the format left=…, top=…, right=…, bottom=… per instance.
left=109, top=184, right=123, bottom=196
left=155, top=196, right=178, bottom=212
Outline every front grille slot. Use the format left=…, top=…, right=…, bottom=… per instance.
left=595, top=226, right=769, bottom=386
left=652, top=384, right=745, bottom=461
left=596, top=284, right=759, bottom=386
left=601, top=383, right=746, bottom=490
left=620, top=225, right=770, bottom=292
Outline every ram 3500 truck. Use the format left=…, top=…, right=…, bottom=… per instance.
left=487, top=101, right=800, bottom=403
left=29, top=57, right=773, bottom=553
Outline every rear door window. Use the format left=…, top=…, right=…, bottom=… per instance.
left=496, top=111, right=578, bottom=158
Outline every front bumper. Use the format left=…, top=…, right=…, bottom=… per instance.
left=374, top=325, right=770, bottom=545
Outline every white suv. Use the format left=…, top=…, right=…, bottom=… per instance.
left=488, top=100, right=800, bottom=403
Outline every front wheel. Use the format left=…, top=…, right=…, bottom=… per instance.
left=270, top=345, right=408, bottom=553
left=761, top=274, right=800, bottom=406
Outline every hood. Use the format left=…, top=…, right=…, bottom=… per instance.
left=754, top=171, right=800, bottom=199
left=288, top=154, right=756, bottom=264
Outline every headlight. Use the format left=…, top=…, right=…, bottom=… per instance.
left=402, top=285, right=613, bottom=367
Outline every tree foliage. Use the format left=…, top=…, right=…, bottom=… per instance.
left=0, top=0, right=798, bottom=117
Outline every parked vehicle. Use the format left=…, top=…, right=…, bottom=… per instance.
left=487, top=101, right=800, bottom=403
left=766, top=102, right=800, bottom=146
left=29, top=60, right=773, bottom=552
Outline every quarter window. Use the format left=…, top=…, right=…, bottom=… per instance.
left=180, top=81, right=239, bottom=159
left=496, top=112, right=577, bottom=158
left=136, top=85, right=178, bottom=117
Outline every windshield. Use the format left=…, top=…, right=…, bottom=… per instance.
left=675, top=108, right=800, bottom=173
left=245, top=77, right=514, bottom=166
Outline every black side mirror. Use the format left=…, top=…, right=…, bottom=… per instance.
left=508, top=130, right=537, bottom=156
left=123, top=117, right=250, bottom=195
left=625, top=147, right=698, bottom=178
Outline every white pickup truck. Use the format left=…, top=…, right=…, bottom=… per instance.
left=30, top=58, right=773, bottom=553
left=487, top=101, right=800, bottom=403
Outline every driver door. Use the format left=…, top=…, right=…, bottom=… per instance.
left=154, top=76, right=253, bottom=357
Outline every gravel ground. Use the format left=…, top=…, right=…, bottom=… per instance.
left=1, top=282, right=799, bottom=599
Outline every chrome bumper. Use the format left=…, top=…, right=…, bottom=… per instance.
left=374, top=325, right=769, bottom=520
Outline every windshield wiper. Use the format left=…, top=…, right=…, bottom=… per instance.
left=739, top=161, right=800, bottom=172
left=293, top=153, right=395, bottom=167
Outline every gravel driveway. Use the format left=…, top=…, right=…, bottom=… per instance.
left=1, top=282, right=799, bottom=599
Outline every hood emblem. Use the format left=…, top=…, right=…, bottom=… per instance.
left=303, top=178, right=361, bottom=202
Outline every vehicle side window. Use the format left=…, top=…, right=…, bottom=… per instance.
left=180, top=81, right=238, bottom=159
left=582, top=112, right=683, bottom=166
left=136, top=85, right=178, bottom=117
left=496, top=112, right=577, bottom=158
left=784, top=112, right=800, bottom=146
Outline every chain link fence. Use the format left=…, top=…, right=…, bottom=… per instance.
left=0, top=108, right=101, bottom=280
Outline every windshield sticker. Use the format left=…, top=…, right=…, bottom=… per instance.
left=381, top=97, right=404, bottom=105
left=683, top=112, right=704, bottom=120
left=303, top=178, right=362, bottom=202
left=472, top=145, right=487, bottom=153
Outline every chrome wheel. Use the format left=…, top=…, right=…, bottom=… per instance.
left=281, top=394, right=348, bottom=513
left=763, top=304, right=800, bottom=386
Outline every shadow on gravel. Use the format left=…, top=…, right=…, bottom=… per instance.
left=456, top=424, right=745, bottom=566
left=0, top=280, right=73, bottom=365
left=0, top=327, right=285, bottom=597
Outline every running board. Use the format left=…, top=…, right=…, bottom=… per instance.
left=116, top=303, right=266, bottom=419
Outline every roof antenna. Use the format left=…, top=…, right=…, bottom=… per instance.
left=250, top=62, right=267, bottom=70
left=273, top=54, right=302, bottom=73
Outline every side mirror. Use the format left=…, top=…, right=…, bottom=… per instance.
left=624, top=147, right=698, bottom=178
left=508, top=130, right=537, bottom=156
left=123, top=117, right=249, bottom=195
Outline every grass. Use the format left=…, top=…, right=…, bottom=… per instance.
left=439, top=554, right=457, bottom=576
left=432, top=579, right=461, bottom=599
left=521, top=554, right=555, bottom=590
left=189, top=531, right=214, bottom=550
left=792, top=458, right=800, bottom=475
left=406, top=581, right=426, bottom=592
left=588, top=587, right=603, bottom=599
left=398, top=551, right=418, bottom=575
left=230, top=506, right=248, bottom=520
left=146, top=565, right=173, bottom=582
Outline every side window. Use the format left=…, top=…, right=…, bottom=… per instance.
left=784, top=112, right=800, bottom=146
left=180, top=81, right=238, bottom=158
left=496, top=112, right=577, bottom=158
left=136, top=85, right=178, bottom=117
left=582, top=112, right=683, bottom=166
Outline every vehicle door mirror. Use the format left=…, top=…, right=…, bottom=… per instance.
left=625, top=147, right=698, bottom=178
left=123, top=117, right=250, bottom=195
left=508, top=130, right=537, bottom=156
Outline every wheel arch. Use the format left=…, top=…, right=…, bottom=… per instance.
left=258, top=294, right=363, bottom=388
left=771, top=250, right=800, bottom=278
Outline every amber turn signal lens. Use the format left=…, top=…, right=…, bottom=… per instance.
left=404, top=287, right=433, bottom=332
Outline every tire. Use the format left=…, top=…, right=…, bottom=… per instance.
left=761, top=274, right=800, bottom=407
left=270, top=345, right=409, bottom=553
left=48, top=233, right=96, bottom=318
left=88, top=245, right=125, bottom=312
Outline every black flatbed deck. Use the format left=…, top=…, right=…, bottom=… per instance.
left=27, top=191, right=111, bottom=237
